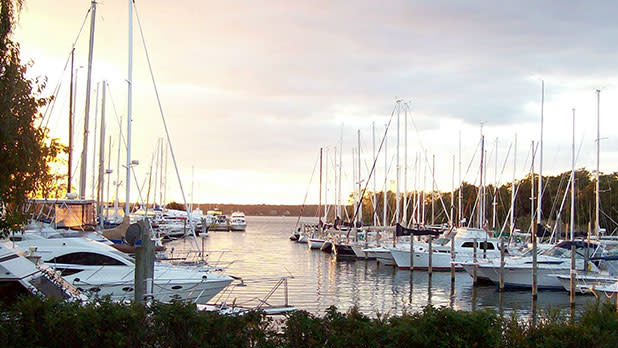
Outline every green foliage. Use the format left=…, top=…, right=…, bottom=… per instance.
left=165, top=201, right=185, bottom=210
left=0, top=0, right=65, bottom=235
left=4, top=297, right=618, bottom=348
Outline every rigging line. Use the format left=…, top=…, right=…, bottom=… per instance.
left=134, top=2, right=199, bottom=250
left=295, top=152, right=320, bottom=230
left=40, top=5, right=92, bottom=130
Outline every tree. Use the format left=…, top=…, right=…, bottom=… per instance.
left=0, top=0, right=64, bottom=234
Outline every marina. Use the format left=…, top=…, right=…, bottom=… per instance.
left=4, top=4, right=618, bottom=348
left=167, top=216, right=602, bottom=317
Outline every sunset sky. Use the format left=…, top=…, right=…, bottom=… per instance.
left=14, top=1, right=618, bottom=206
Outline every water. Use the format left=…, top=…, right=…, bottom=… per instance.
left=168, top=216, right=600, bottom=317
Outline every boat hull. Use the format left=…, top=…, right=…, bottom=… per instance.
left=391, top=248, right=461, bottom=271
left=308, top=238, right=325, bottom=249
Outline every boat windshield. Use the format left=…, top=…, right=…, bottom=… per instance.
left=541, top=246, right=572, bottom=258
left=433, top=238, right=450, bottom=246
left=541, top=243, right=594, bottom=259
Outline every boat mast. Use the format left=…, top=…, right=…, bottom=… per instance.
left=79, top=0, right=97, bottom=199
left=570, top=109, right=575, bottom=241
left=458, top=131, right=462, bottom=226
left=91, top=82, right=99, bottom=198
left=383, top=124, right=388, bottom=227
left=431, top=154, right=435, bottom=225
left=333, top=145, right=337, bottom=221
left=324, top=147, right=328, bottom=222
left=396, top=102, right=401, bottom=224
left=352, top=147, right=357, bottom=225
left=594, top=89, right=601, bottom=237
left=479, top=125, right=485, bottom=229
left=125, top=0, right=133, bottom=216
left=318, top=148, right=322, bottom=227
left=538, top=81, right=544, bottom=228
left=451, top=155, right=455, bottom=227
left=372, top=122, right=377, bottom=226
left=338, top=125, right=343, bottom=219
left=511, top=133, right=517, bottom=234
left=114, top=116, right=122, bottom=215
left=68, top=48, right=75, bottom=194
left=357, top=130, right=362, bottom=224
left=96, top=80, right=106, bottom=225
left=403, top=105, right=408, bottom=225
left=492, top=138, right=498, bottom=232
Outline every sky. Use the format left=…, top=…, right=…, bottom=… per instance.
left=13, top=0, right=618, bottom=206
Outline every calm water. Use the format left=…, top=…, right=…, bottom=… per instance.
left=169, top=216, right=599, bottom=317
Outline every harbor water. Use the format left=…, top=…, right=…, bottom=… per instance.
left=169, top=216, right=598, bottom=317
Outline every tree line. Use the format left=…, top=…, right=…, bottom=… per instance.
left=340, top=169, right=617, bottom=235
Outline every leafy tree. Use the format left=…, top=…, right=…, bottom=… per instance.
left=0, top=0, right=64, bottom=235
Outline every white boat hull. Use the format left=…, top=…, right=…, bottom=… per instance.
left=308, top=238, right=324, bottom=249
left=391, top=248, right=463, bottom=271
left=480, top=264, right=567, bottom=290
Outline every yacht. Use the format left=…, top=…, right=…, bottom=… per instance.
left=205, top=209, right=229, bottom=231
left=0, top=241, right=87, bottom=303
left=390, top=227, right=500, bottom=271
left=229, top=212, right=247, bottom=232
left=8, top=234, right=234, bottom=303
left=476, top=240, right=602, bottom=290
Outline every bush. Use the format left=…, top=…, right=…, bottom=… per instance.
left=1, top=296, right=617, bottom=348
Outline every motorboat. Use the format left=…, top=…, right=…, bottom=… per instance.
left=206, top=209, right=230, bottom=231
left=308, top=238, right=325, bottom=249
left=0, top=241, right=87, bottom=303
left=391, top=227, right=500, bottom=271
left=229, top=212, right=247, bottom=232
left=8, top=234, right=234, bottom=303
left=476, top=240, right=602, bottom=290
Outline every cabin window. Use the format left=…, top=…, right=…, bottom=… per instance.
left=48, top=252, right=125, bottom=266
left=461, top=242, right=475, bottom=248
left=479, top=242, right=495, bottom=250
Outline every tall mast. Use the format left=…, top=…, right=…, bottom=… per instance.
left=159, top=138, right=164, bottom=205
left=538, top=80, right=544, bottom=226
left=333, top=145, right=337, bottom=221
left=531, top=141, right=535, bottom=236
left=325, top=147, right=329, bottom=222
left=511, top=133, right=517, bottom=233
left=422, top=151, right=427, bottom=225
left=431, top=154, right=435, bottom=225
left=318, top=148, right=322, bottom=226
left=125, top=0, right=133, bottom=216
left=372, top=122, right=377, bottom=226
left=492, top=138, right=498, bottom=231
left=106, top=135, right=111, bottom=220
left=114, top=116, right=122, bottom=214
left=357, top=130, right=362, bottom=224
left=352, top=147, right=357, bottom=225
left=383, top=124, right=388, bottom=227
left=91, top=82, right=99, bottom=198
left=570, top=109, right=575, bottom=241
left=479, top=125, right=485, bottom=229
left=458, top=131, right=462, bottom=226
left=451, top=155, right=455, bottom=227
left=403, top=104, right=408, bottom=224
left=96, top=81, right=106, bottom=225
left=79, top=0, right=97, bottom=199
left=396, top=103, right=401, bottom=224
left=68, top=48, right=75, bottom=194
left=594, top=89, right=601, bottom=237
left=338, top=125, right=343, bottom=219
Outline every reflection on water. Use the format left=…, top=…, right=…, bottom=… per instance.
left=168, top=216, right=598, bottom=316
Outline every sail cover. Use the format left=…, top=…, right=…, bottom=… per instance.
left=395, top=223, right=441, bottom=237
